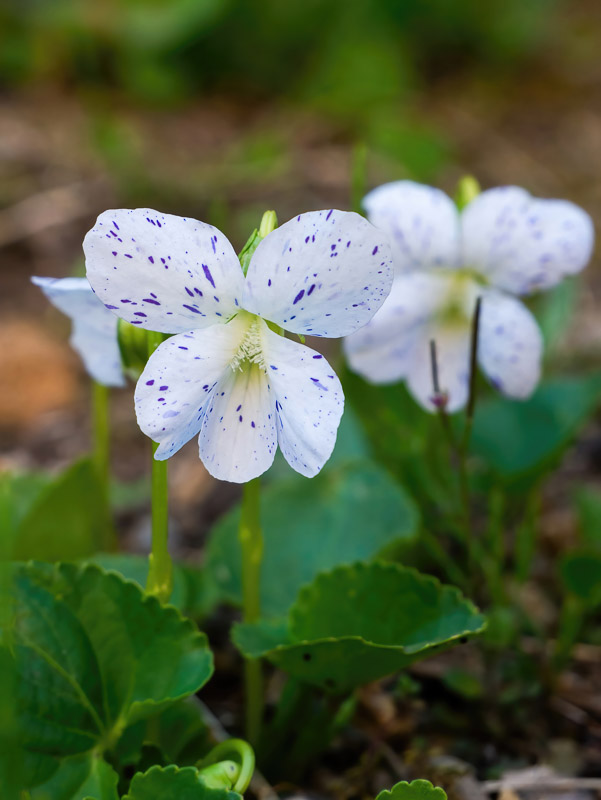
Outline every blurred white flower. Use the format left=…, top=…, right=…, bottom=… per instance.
left=345, top=182, right=594, bottom=412
left=84, top=208, right=393, bottom=482
left=32, top=276, right=125, bottom=387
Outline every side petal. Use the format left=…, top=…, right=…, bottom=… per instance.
left=32, top=276, right=124, bottom=387
left=363, top=180, right=461, bottom=273
left=84, top=208, right=244, bottom=333
left=344, top=272, right=452, bottom=384
left=405, top=324, right=471, bottom=414
left=242, top=210, right=393, bottom=338
left=461, top=187, right=594, bottom=295
left=478, top=289, right=543, bottom=399
left=198, top=362, right=277, bottom=483
left=260, top=326, right=344, bottom=477
left=135, top=315, right=249, bottom=460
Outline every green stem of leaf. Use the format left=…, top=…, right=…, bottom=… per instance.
left=92, top=381, right=115, bottom=551
left=197, top=738, right=255, bottom=793
left=552, top=593, right=584, bottom=676
left=239, top=478, right=264, bottom=745
left=145, top=330, right=173, bottom=603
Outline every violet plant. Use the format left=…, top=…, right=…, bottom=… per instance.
left=7, top=172, right=597, bottom=797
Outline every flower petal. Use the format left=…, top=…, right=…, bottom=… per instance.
left=478, top=289, right=543, bottom=399
left=363, top=181, right=461, bottom=273
left=242, top=210, right=393, bottom=338
left=461, top=187, right=594, bottom=295
left=135, top=315, right=249, bottom=460
left=198, top=360, right=277, bottom=483
left=84, top=208, right=244, bottom=333
left=405, top=324, right=471, bottom=413
left=344, top=272, right=452, bottom=384
left=261, top=326, right=344, bottom=477
left=32, top=276, right=125, bottom=387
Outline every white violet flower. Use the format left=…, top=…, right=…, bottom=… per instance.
left=83, top=208, right=393, bottom=482
left=32, top=276, right=125, bottom=388
left=344, top=181, right=594, bottom=412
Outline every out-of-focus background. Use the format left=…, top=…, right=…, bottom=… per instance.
left=1, top=0, right=600, bottom=538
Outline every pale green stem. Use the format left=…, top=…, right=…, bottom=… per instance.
left=197, top=738, right=255, bottom=793
left=239, top=478, right=263, bottom=745
left=145, top=331, right=173, bottom=603
left=92, top=381, right=116, bottom=551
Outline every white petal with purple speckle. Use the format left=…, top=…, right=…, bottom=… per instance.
left=198, top=355, right=277, bottom=483
left=461, top=187, right=594, bottom=295
left=135, top=315, right=249, bottom=461
left=478, top=289, right=543, bottom=399
left=242, top=210, right=393, bottom=337
left=406, top=324, right=472, bottom=414
left=344, top=272, right=452, bottom=385
left=32, top=276, right=125, bottom=387
left=84, top=208, right=245, bottom=333
left=261, top=325, right=344, bottom=477
left=363, top=180, right=461, bottom=274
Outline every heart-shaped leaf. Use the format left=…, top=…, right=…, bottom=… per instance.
left=205, top=461, right=419, bottom=618
left=31, top=753, right=119, bottom=800
left=5, top=459, right=112, bottom=561
left=233, top=562, right=485, bottom=692
left=471, top=376, right=601, bottom=482
left=376, top=780, right=447, bottom=800
left=3, top=562, right=213, bottom=790
left=123, top=765, right=241, bottom=800
left=89, top=554, right=212, bottom=619
left=559, top=550, right=601, bottom=606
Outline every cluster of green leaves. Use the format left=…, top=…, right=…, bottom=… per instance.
left=1, top=0, right=557, bottom=105
left=0, top=561, right=218, bottom=799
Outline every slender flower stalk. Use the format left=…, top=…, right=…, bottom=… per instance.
left=457, top=296, right=482, bottom=581
left=91, top=380, right=115, bottom=550
left=239, top=478, right=263, bottom=744
left=145, top=329, right=173, bottom=603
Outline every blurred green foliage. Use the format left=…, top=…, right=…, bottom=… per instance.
left=1, top=0, right=559, bottom=102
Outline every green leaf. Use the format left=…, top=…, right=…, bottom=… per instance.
left=342, top=369, right=453, bottom=509
left=205, top=461, right=419, bottom=618
left=233, top=562, right=485, bottom=692
left=123, top=765, right=241, bottom=800
left=10, top=459, right=112, bottom=561
left=3, top=562, right=213, bottom=790
left=471, top=376, right=601, bottom=482
left=88, top=554, right=212, bottom=619
left=574, top=487, right=601, bottom=550
left=559, top=550, right=601, bottom=606
left=143, top=699, right=210, bottom=766
left=376, top=780, right=447, bottom=800
left=31, top=753, right=118, bottom=800
left=536, top=277, right=579, bottom=354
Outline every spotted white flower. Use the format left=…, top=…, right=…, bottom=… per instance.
left=83, top=208, right=393, bottom=482
left=32, top=276, right=125, bottom=387
left=345, top=182, right=594, bottom=412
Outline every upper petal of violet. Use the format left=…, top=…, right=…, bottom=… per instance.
left=363, top=180, right=461, bottom=274
left=84, top=208, right=245, bottom=334
left=242, top=209, right=393, bottom=338
left=461, top=186, right=594, bottom=296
